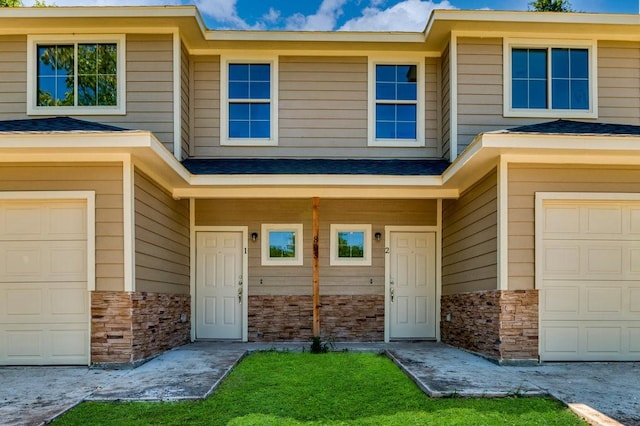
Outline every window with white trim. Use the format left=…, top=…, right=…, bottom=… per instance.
left=330, top=224, right=372, bottom=266
left=368, top=57, right=425, bottom=147
left=261, top=224, right=303, bottom=266
left=504, top=40, right=597, bottom=118
left=221, top=57, right=278, bottom=146
left=27, top=35, right=126, bottom=115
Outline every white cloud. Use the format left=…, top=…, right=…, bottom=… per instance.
left=340, top=0, right=456, bottom=32
left=261, top=7, right=280, bottom=24
left=286, top=0, right=348, bottom=31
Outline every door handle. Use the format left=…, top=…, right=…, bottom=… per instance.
left=390, top=287, right=394, bottom=303
left=238, top=286, right=243, bottom=304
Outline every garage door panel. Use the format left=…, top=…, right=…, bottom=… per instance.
left=630, top=328, right=640, bottom=353
left=586, top=247, right=623, bottom=274
left=1, top=325, right=89, bottom=365
left=544, top=206, right=581, bottom=234
left=541, top=326, right=579, bottom=355
left=585, top=207, right=623, bottom=235
left=586, top=326, right=622, bottom=354
left=5, top=329, right=44, bottom=361
left=541, top=321, right=639, bottom=361
left=631, top=289, right=640, bottom=313
left=0, top=241, right=86, bottom=282
left=0, top=206, right=43, bottom=238
left=542, top=286, right=580, bottom=314
left=5, top=289, right=42, bottom=316
left=542, top=241, right=640, bottom=280
left=543, top=246, right=580, bottom=275
left=1, top=283, right=87, bottom=323
left=540, top=199, right=640, bottom=361
left=586, top=287, right=622, bottom=313
left=48, top=206, right=86, bottom=238
left=0, top=201, right=86, bottom=241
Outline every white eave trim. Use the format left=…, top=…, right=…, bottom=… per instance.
left=482, top=132, right=640, bottom=150
left=205, top=30, right=425, bottom=43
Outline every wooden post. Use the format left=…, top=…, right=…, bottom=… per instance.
left=312, top=197, right=320, bottom=337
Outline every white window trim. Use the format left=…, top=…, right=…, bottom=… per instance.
left=330, top=224, right=372, bottom=266
left=220, top=55, right=279, bottom=146
left=503, top=38, right=598, bottom=119
left=27, top=34, right=126, bottom=116
left=368, top=55, right=425, bottom=147
left=261, top=223, right=303, bottom=266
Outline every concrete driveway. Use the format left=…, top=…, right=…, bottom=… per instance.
left=0, top=342, right=638, bottom=426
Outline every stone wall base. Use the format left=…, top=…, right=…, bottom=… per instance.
left=248, top=295, right=385, bottom=342
left=91, top=291, right=190, bottom=366
left=440, top=290, right=538, bottom=363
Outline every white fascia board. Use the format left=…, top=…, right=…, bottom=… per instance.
left=0, top=131, right=153, bottom=149
left=174, top=186, right=459, bottom=200
left=189, top=174, right=443, bottom=187
left=430, top=9, right=640, bottom=26
left=482, top=132, right=640, bottom=150
left=205, top=30, right=425, bottom=43
left=0, top=6, right=200, bottom=19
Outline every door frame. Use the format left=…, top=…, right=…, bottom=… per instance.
left=384, top=224, right=441, bottom=343
left=192, top=226, right=249, bottom=342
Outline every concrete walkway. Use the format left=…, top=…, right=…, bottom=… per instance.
left=0, top=342, right=638, bottom=426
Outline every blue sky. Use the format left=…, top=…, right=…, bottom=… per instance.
left=23, top=0, right=640, bottom=31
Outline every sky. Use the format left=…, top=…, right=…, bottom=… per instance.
left=21, top=0, right=640, bottom=31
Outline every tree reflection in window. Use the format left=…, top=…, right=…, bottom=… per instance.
left=37, top=43, right=117, bottom=107
left=269, top=231, right=296, bottom=258
left=338, top=231, right=365, bottom=258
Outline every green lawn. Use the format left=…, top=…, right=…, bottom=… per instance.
left=55, top=352, right=585, bottom=425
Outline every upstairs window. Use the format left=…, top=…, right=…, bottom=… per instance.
left=504, top=40, right=596, bottom=118
left=27, top=35, right=126, bottom=115
left=376, top=65, right=417, bottom=140
left=221, top=58, right=278, bottom=146
left=368, top=57, right=425, bottom=147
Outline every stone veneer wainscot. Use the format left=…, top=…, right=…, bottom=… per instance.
left=248, top=295, right=384, bottom=341
left=91, top=291, right=191, bottom=366
left=440, top=290, right=538, bottom=363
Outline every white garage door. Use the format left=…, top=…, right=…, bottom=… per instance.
left=539, top=199, right=640, bottom=361
left=0, top=199, right=89, bottom=365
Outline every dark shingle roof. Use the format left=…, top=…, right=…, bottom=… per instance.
left=503, top=119, right=640, bottom=136
left=182, top=158, right=450, bottom=176
left=0, top=117, right=130, bottom=133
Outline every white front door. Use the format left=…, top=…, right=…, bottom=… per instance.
left=196, top=231, right=243, bottom=339
left=389, top=231, right=436, bottom=339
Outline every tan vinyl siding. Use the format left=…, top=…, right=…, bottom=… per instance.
left=508, top=164, right=640, bottom=291
left=195, top=199, right=436, bottom=296
left=0, top=35, right=175, bottom=148
left=457, top=37, right=512, bottom=153
left=441, top=43, right=451, bottom=160
left=425, top=57, right=440, bottom=155
left=192, top=55, right=220, bottom=156
left=99, top=34, right=175, bottom=151
left=180, top=41, right=191, bottom=160
left=134, top=169, right=189, bottom=294
left=0, top=163, right=124, bottom=292
left=193, top=56, right=439, bottom=158
left=442, top=169, right=498, bottom=294
left=279, top=56, right=368, bottom=154
left=598, top=41, right=640, bottom=125
left=0, top=35, right=26, bottom=120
